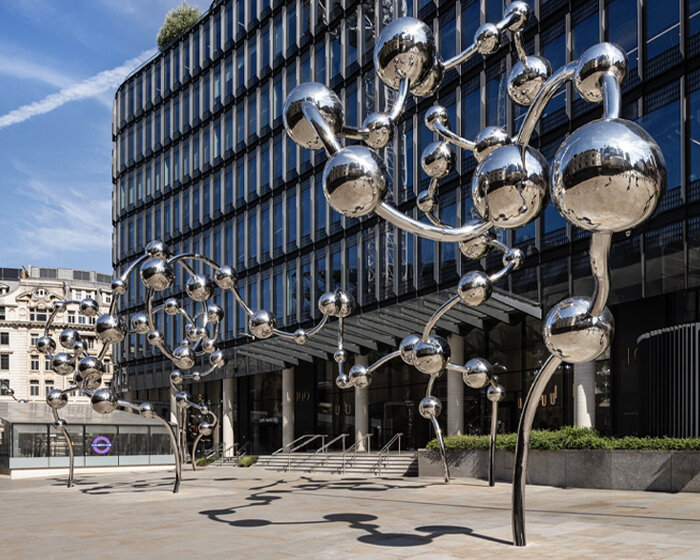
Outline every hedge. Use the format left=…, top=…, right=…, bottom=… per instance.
left=238, top=455, right=259, bottom=467
left=426, top=427, right=700, bottom=452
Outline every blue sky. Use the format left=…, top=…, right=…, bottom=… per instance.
left=0, top=0, right=189, bottom=274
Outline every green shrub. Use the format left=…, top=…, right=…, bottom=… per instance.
left=157, top=2, right=201, bottom=49
left=196, top=456, right=217, bottom=467
left=427, top=427, right=700, bottom=452
left=238, top=455, right=259, bottom=467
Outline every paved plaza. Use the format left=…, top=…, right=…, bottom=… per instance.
left=1, top=467, right=699, bottom=559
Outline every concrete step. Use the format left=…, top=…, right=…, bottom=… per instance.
left=254, top=452, right=418, bottom=477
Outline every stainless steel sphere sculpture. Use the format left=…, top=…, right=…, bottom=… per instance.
left=1, top=381, right=27, bottom=404
left=283, top=2, right=665, bottom=548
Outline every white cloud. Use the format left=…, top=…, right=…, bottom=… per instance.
left=0, top=49, right=156, bottom=130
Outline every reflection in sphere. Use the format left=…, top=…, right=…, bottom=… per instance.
left=147, top=330, right=164, bottom=345
left=463, top=358, right=492, bottom=389
left=59, top=328, right=81, bottom=349
left=110, top=278, right=127, bottom=295
left=487, top=384, right=506, bottom=403
left=139, top=402, right=156, bottom=419
left=574, top=43, right=627, bottom=103
left=336, top=373, right=353, bottom=390
left=473, top=127, right=511, bottom=163
left=78, top=356, right=103, bottom=378
left=164, top=298, right=180, bottom=315
left=54, top=418, right=67, bottom=429
left=335, top=290, right=356, bottom=318
left=175, top=391, right=191, bottom=409
left=214, top=265, right=238, bottom=289
left=170, top=370, right=184, bottom=385
left=201, top=338, right=218, bottom=354
left=457, top=271, right=493, bottom=307
left=399, top=334, right=421, bottom=365
left=418, top=396, right=442, bottom=419
left=458, top=231, right=496, bottom=260
left=416, top=190, right=437, bottom=214
left=130, top=313, right=150, bottom=334
left=349, top=364, right=372, bottom=389
left=206, top=304, right=224, bottom=324
left=503, top=248, right=525, bottom=269
left=47, top=389, right=68, bottom=409
left=80, top=298, right=100, bottom=318
left=474, top=23, right=500, bottom=55
left=283, top=82, right=344, bottom=149
left=503, top=1, right=530, bottom=32
left=421, top=141, right=454, bottom=178
left=362, top=112, right=393, bottom=149
left=145, top=239, right=170, bottom=259
left=507, top=56, right=552, bottom=107
left=96, top=314, right=126, bottom=344
left=293, top=329, right=308, bottom=345
left=472, top=144, right=549, bottom=229
left=374, top=17, right=443, bottom=95
left=425, top=105, right=450, bottom=132
left=210, top=350, right=226, bottom=368
left=323, top=146, right=388, bottom=218
left=543, top=297, right=614, bottom=363
left=36, top=336, right=56, bottom=355
left=318, top=291, right=340, bottom=316
left=186, top=274, right=215, bottom=302
left=550, top=118, right=666, bottom=233
left=412, top=336, right=450, bottom=375
left=198, top=421, right=214, bottom=436
left=173, top=345, right=196, bottom=369
left=249, top=310, right=277, bottom=339
left=52, top=353, right=74, bottom=376
left=334, top=349, right=348, bottom=363
left=140, top=258, right=175, bottom=291
left=91, top=388, right=118, bottom=414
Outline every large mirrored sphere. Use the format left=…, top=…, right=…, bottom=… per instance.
left=550, top=118, right=666, bottom=232
left=198, top=421, right=214, bottom=436
left=463, top=357, right=492, bottom=389
left=47, top=389, right=68, bottom=409
left=145, top=239, right=170, bottom=259
left=91, top=388, right=118, bottom=415
left=80, top=298, right=100, bottom=318
left=574, top=43, right=627, bottom=103
left=503, top=1, right=530, bottom=32
left=421, top=141, right=454, bottom=178
left=173, top=345, right=196, bottom=369
left=77, top=356, right=104, bottom=379
left=130, top=312, right=150, bottom=334
left=249, top=310, right=277, bottom=339
left=318, top=291, right=341, bottom=316
left=335, top=290, right=356, bottom=318
left=457, top=271, right=493, bottom=307
left=349, top=364, right=372, bottom=389
left=323, top=146, right=388, bottom=217
left=206, top=304, right=225, bottom=324
left=59, top=328, right=80, bottom=349
left=418, top=396, right=442, bottom=419
left=51, top=352, right=74, bottom=376
left=140, top=258, right=175, bottom=291
left=507, top=56, right=552, bottom=106
left=472, top=144, right=549, bottom=229
left=543, top=297, right=614, bottom=363
left=374, top=17, right=443, bottom=95
left=412, top=336, right=451, bottom=375
left=283, top=83, right=344, bottom=149
left=214, top=265, right=238, bottom=290
left=186, top=274, right=214, bottom=302
left=36, top=336, right=56, bottom=355
left=96, top=314, right=126, bottom=344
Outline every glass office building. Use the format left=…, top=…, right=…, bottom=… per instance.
left=112, top=0, right=700, bottom=454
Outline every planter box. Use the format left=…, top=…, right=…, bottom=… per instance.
left=417, top=449, right=700, bottom=493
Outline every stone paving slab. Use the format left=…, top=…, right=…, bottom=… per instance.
left=0, top=467, right=698, bottom=559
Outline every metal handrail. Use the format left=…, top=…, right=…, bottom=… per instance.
left=371, top=433, right=403, bottom=476
left=235, top=441, right=251, bottom=458
left=311, top=433, right=348, bottom=472
left=272, top=434, right=315, bottom=455
left=339, top=434, right=372, bottom=475
left=286, top=434, right=326, bottom=470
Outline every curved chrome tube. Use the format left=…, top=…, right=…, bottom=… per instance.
left=434, top=121, right=476, bottom=151
left=367, top=350, right=402, bottom=374
left=422, top=295, right=460, bottom=342
left=151, top=413, right=182, bottom=493
left=489, top=399, right=498, bottom=487
left=51, top=408, right=74, bottom=488
left=429, top=415, right=449, bottom=484
left=302, top=101, right=342, bottom=156
left=589, top=232, right=612, bottom=316
left=191, top=432, right=205, bottom=471
left=387, top=78, right=410, bottom=122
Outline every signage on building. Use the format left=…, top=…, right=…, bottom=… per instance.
left=258, top=417, right=280, bottom=424
left=90, top=436, right=113, bottom=454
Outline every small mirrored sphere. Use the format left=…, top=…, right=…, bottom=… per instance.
left=362, top=112, right=393, bottom=149
left=191, top=371, right=202, bottom=382
left=457, top=271, right=493, bottom=307
left=214, top=265, right=238, bottom=289
left=36, top=336, right=56, bottom=355
left=186, top=274, right=215, bottom=302
left=130, top=313, right=150, bottom=335
left=503, top=248, right=525, bottom=269
left=416, top=190, right=437, bottom=214
left=424, top=105, right=449, bottom=132
left=550, top=118, right=666, bottom=233
left=80, top=298, right=100, bottom=318
left=334, top=349, right=348, bottom=363
left=52, top=353, right=74, bottom=376
left=283, top=82, right=344, bottom=149
left=59, top=328, right=81, bottom=349
left=335, top=290, right=356, bottom=318
left=487, top=383, right=506, bottom=402
left=249, top=310, right=277, bottom=339
left=336, top=373, right=353, bottom=390
left=507, top=56, right=552, bottom=107
left=293, top=328, right=308, bottom=345
left=53, top=418, right=67, bottom=429
left=418, top=396, right=442, bottom=419
left=147, top=330, right=164, bottom=345
left=412, top=336, right=451, bottom=375
left=196, top=327, right=208, bottom=339
left=473, top=127, right=511, bottom=163
left=145, top=239, right=170, bottom=259
left=201, top=338, right=218, bottom=354
left=73, top=339, right=87, bottom=356
left=139, top=402, right=156, bottom=419
left=96, top=314, right=126, bottom=344
left=458, top=230, right=496, bottom=260
left=421, top=141, right=454, bottom=178
left=110, top=278, right=127, bottom=295
left=173, top=345, right=196, bottom=369
left=349, top=364, right=372, bottom=389
left=198, top=421, right=214, bottom=436
left=472, top=144, right=549, bottom=229
left=463, top=357, right=492, bottom=389
left=46, top=389, right=68, bottom=409
left=140, top=258, right=175, bottom=291
left=185, top=325, right=199, bottom=341
left=164, top=298, right=180, bottom=315
left=543, top=297, right=614, bottom=363
left=206, top=304, right=224, bottom=324
left=210, top=350, right=226, bottom=368
left=374, top=17, right=442, bottom=95
left=170, top=370, right=184, bottom=385
left=6, top=388, right=14, bottom=396
left=84, top=376, right=102, bottom=393
left=175, top=391, right=191, bottom=409
left=399, top=334, right=421, bottom=365
left=574, top=43, right=627, bottom=103
left=474, top=23, right=500, bottom=55
left=78, top=356, right=104, bottom=378
left=91, top=388, right=118, bottom=415
left=323, top=145, right=388, bottom=218
left=52, top=301, right=67, bottom=312
left=503, top=1, right=530, bottom=32
left=318, top=291, right=340, bottom=316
